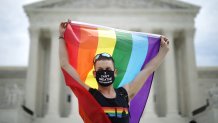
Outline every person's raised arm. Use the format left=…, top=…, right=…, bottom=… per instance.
left=59, top=22, right=89, bottom=90
left=124, top=36, right=169, bottom=100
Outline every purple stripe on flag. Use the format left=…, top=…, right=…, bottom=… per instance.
left=130, top=36, right=160, bottom=123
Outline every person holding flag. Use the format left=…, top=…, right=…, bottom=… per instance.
left=59, top=21, right=169, bottom=123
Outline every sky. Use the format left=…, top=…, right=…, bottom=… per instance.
left=0, top=0, right=217, bottom=67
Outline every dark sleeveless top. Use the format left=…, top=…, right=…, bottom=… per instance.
left=89, top=87, right=130, bottom=123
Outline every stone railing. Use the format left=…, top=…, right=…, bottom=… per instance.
left=0, top=84, right=23, bottom=109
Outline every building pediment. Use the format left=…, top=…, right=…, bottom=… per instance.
left=24, top=0, right=199, bottom=10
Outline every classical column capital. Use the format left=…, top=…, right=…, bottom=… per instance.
left=184, top=29, right=195, bottom=43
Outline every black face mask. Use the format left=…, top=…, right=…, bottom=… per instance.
left=95, top=70, right=115, bottom=87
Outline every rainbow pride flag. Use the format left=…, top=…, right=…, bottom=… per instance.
left=61, top=21, right=160, bottom=123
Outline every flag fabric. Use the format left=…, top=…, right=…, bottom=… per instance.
left=61, top=21, right=160, bottom=123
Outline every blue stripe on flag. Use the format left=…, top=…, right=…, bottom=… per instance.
left=118, top=33, right=149, bottom=87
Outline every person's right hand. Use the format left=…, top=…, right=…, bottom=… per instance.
left=59, top=22, right=67, bottom=37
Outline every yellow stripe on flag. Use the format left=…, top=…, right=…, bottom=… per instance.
left=85, top=28, right=116, bottom=88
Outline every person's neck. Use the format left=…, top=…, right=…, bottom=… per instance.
left=98, top=85, right=116, bottom=98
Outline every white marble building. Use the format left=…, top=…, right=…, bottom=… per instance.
left=0, top=0, right=218, bottom=123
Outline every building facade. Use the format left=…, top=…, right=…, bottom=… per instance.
left=0, top=0, right=218, bottom=123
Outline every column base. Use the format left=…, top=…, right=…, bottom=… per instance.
left=140, top=116, right=189, bottom=123
left=33, top=116, right=83, bottom=123
left=142, top=112, right=158, bottom=118
left=69, top=114, right=83, bottom=122
left=44, top=113, right=59, bottom=119
left=166, top=113, right=181, bottom=118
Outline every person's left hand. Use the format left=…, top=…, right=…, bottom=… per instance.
left=159, top=35, right=170, bottom=54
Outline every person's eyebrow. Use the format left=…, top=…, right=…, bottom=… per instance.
left=97, top=67, right=103, bottom=70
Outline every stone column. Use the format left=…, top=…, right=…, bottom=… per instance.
left=163, top=30, right=179, bottom=116
left=143, top=84, right=157, bottom=117
left=183, top=29, right=203, bottom=116
left=24, top=27, right=40, bottom=115
left=69, top=92, right=78, bottom=117
left=69, top=92, right=83, bottom=121
left=46, top=29, right=61, bottom=117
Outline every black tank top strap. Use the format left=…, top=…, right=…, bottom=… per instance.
left=115, top=87, right=129, bottom=103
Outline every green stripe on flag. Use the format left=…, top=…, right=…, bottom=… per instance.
left=112, top=31, right=132, bottom=88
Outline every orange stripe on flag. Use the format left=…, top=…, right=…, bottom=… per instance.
left=77, top=26, right=98, bottom=82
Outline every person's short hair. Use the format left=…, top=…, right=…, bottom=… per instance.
left=93, top=53, right=115, bottom=68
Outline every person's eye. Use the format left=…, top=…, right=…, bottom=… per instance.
left=106, top=67, right=112, bottom=71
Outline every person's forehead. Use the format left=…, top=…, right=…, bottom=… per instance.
left=95, top=60, right=114, bottom=66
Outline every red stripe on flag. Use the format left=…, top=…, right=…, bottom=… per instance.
left=61, top=68, right=111, bottom=123
left=64, top=23, right=80, bottom=69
